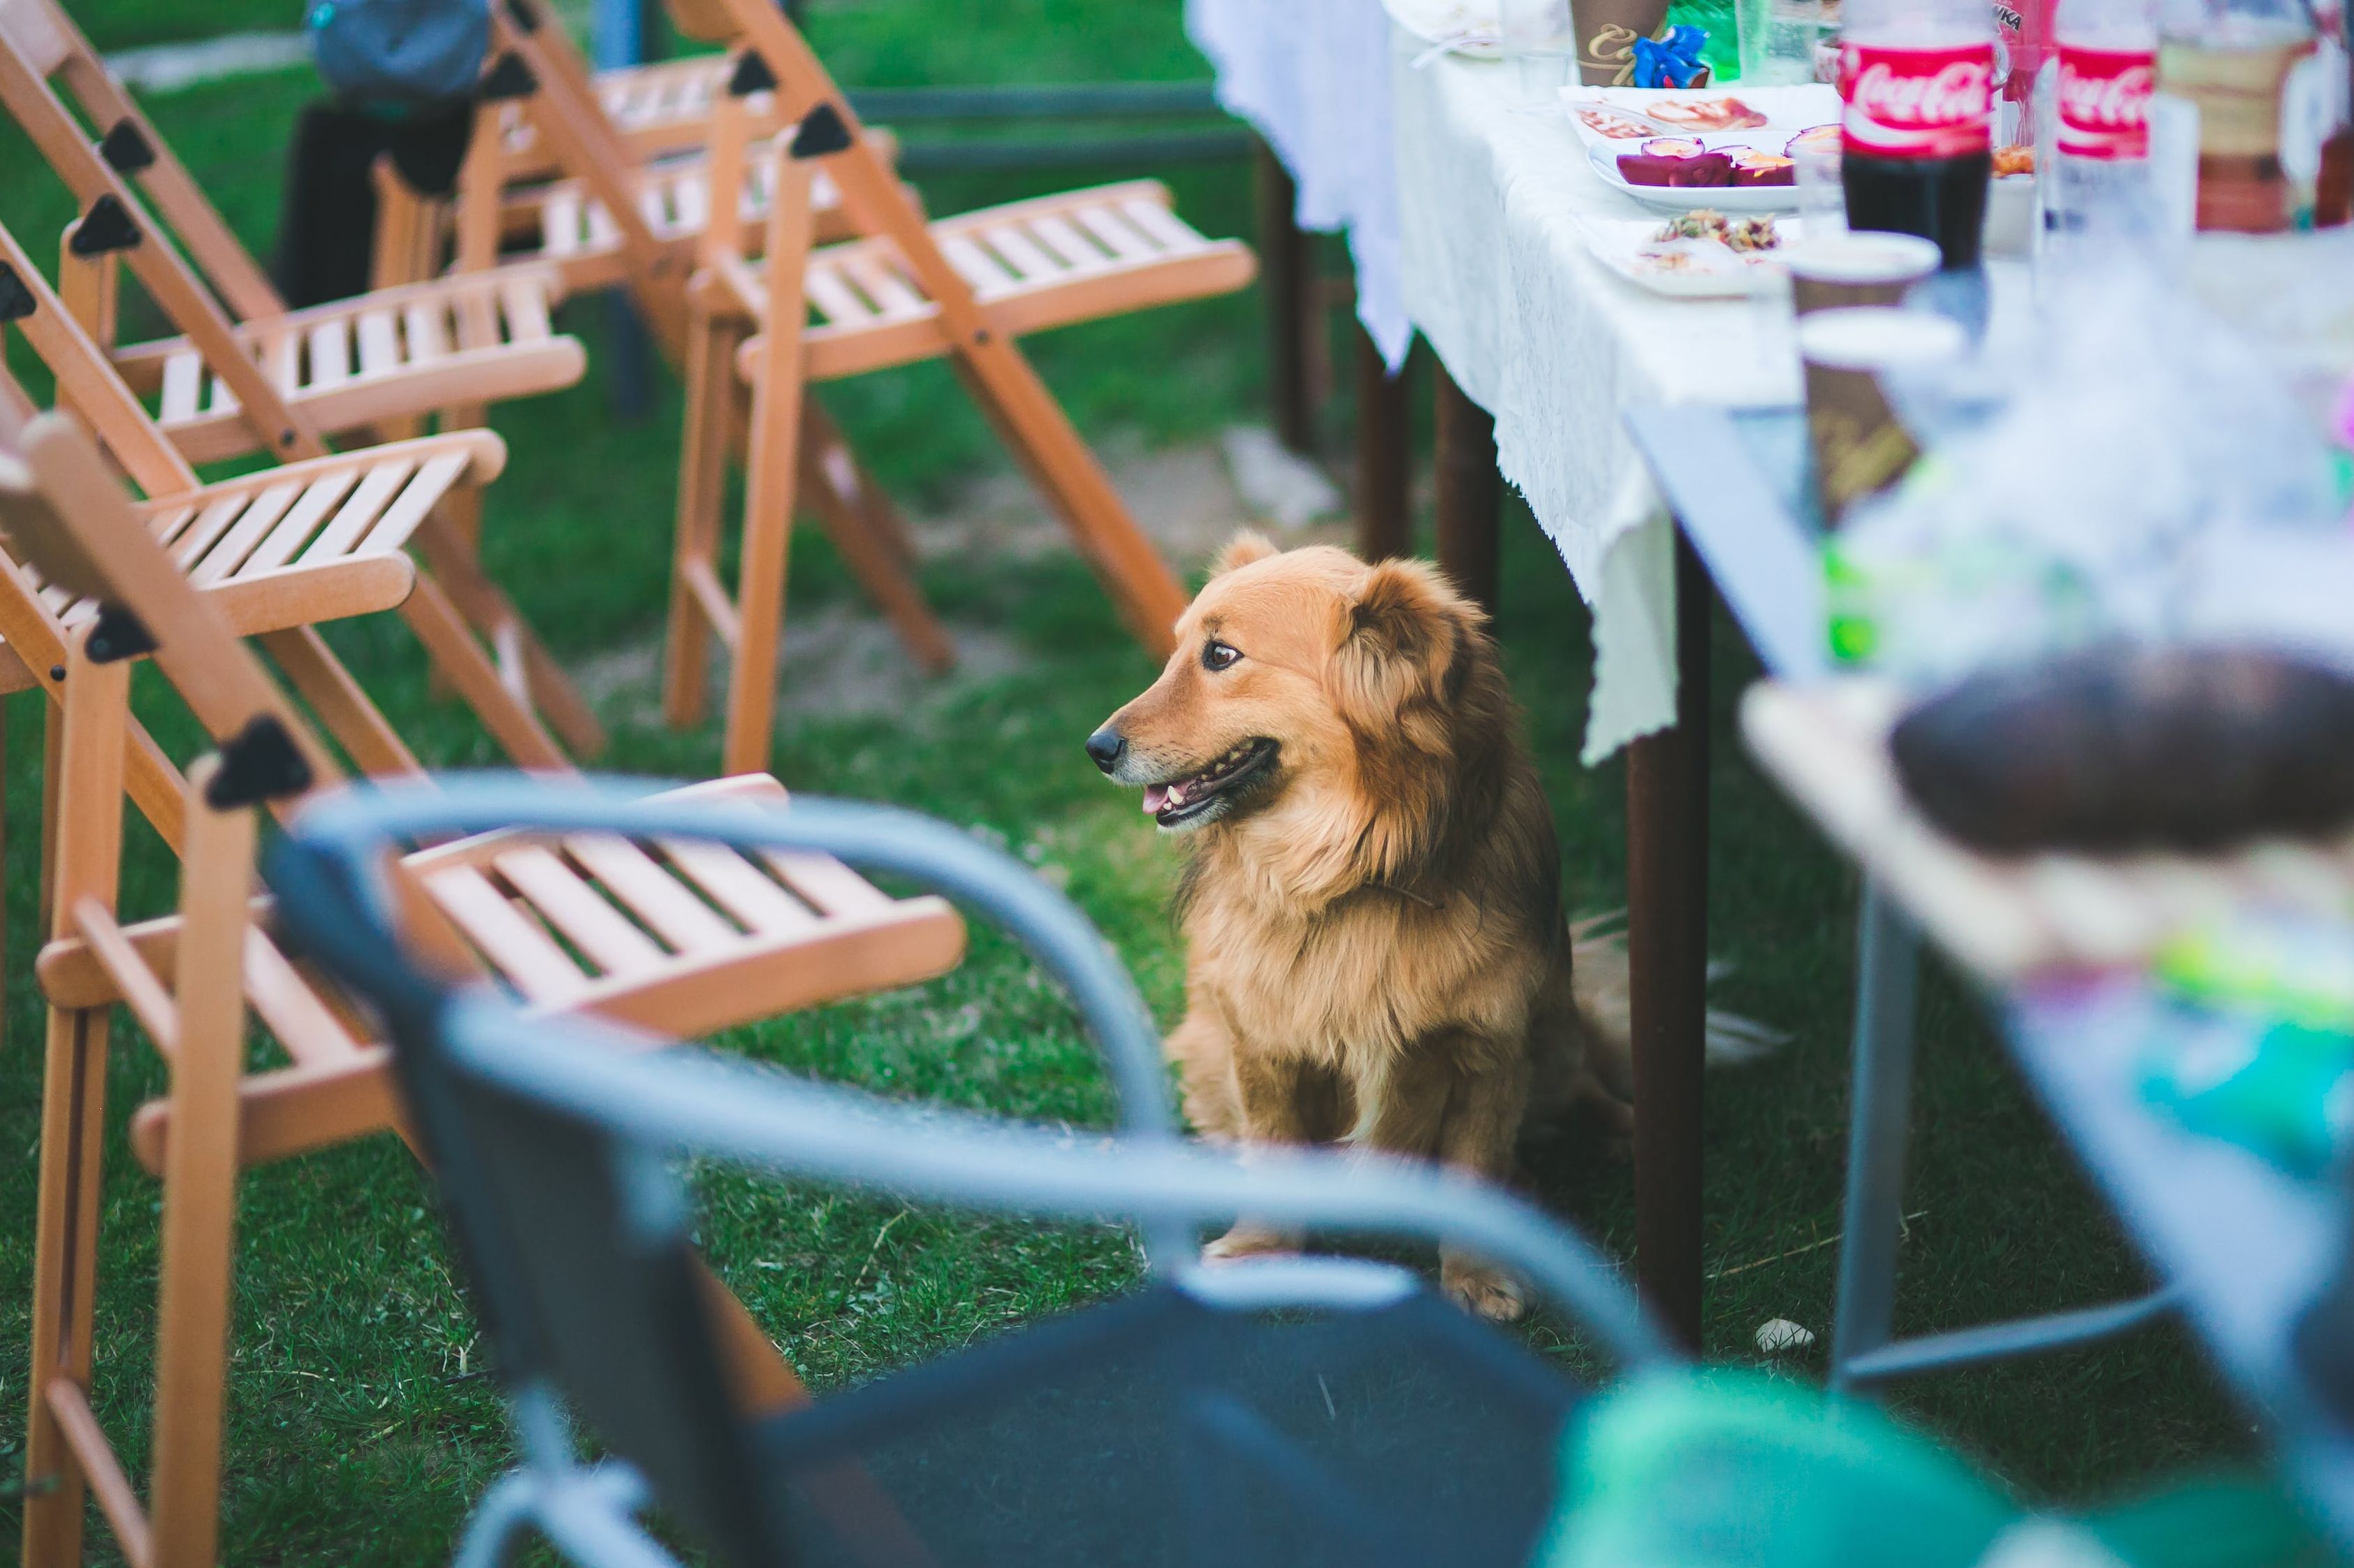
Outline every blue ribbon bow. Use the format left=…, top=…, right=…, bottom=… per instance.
left=1632, top=25, right=1710, bottom=89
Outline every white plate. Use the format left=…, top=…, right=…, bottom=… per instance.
left=1381, top=0, right=1504, bottom=58
left=1580, top=214, right=1806, bottom=296
left=1587, top=140, right=1804, bottom=212
left=1559, top=85, right=1843, bottom=152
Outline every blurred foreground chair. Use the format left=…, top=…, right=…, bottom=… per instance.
left=270, top=775, right=1668, bottom=1568
left=3, top=412, right=968, bottom=1568
left=0, top=215, right=588, bottom=769
left=664, top=0, right=1256, bottom=772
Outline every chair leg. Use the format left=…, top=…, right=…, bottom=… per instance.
left=39, top=694, right=61, bottom=941
left=798, top=412, right=954, bottom=676
left=393, top=569, right=572, bottom=770
left=405, top=507, right=607, bottom=762
left=147, top=775, right=259, bottom=1568
left=259, top=627, right=423, bottom=780
left=0, top=698, right=9, bottom=1063
left=667, top=304, right=745, bottom=733
left=24, top=649, right=133, bottom=1568
left=952, top=352, right=1186, bottom=656
left=721, top=334, right=806, bottom=777
left=423, top=404, right=488, bottom=705
left=21, top=1008, right=112, bottom=1568
left=1829, top=883, right=1924, bottom=1395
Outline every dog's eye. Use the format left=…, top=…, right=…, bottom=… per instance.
left=1202, top=640, right=1241, bottom=672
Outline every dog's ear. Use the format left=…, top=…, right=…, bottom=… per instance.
left=1335, top=558, right=1467, bottom=723
left=1210, top=530, right=1278, bottom=578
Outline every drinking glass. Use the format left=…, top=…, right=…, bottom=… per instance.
left=1501, top=0, right=1576, bottom=96
left=1794, top=137, right=1847, bottom=231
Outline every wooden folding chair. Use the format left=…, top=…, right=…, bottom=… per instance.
left=420, top=10, right=959, bottom=692
left=0, top=0, right=589, bottom=465
left=667, top=6, right=1255, bottom=772
left=438, top=28, right=834, bottom=304
left=6, top=409, right=968, bottom=1568
left=0, top=209, right=600, bottom=770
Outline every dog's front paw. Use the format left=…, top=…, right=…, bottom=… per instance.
left=1441, top=1254, right=1527, bottom=1322
left=1202, top=1224, right=1302, bottom=1265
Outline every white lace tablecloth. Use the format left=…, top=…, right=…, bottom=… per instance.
left=1186, top=0, right=1413, bottom=368
left=1393, top=37, right=1804, bottom=762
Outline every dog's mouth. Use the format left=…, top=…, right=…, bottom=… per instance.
left=1141, top=739, right=1279, bottom=829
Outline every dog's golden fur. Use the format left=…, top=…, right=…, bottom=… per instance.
left=1092, top=535, right=1634, bottom=1319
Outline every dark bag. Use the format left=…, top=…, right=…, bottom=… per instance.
left=273, top=99, right=474, bottom=306
left=305, top=0, right=491, bottom=108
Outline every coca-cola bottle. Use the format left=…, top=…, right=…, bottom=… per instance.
left=1840, top=0, right=2000, bottom=267
left=2041, top=0, right=2163, bottom=259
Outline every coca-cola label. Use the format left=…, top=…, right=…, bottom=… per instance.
left=1839, top=41, right=1997, bottom=159
left=2055, top=44, right=2155, bottom=159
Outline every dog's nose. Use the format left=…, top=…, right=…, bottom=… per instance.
left=1084, top=727, right=1127, bottom=773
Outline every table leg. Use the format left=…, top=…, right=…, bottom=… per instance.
left=1432, top=360, right=1499, bottom=615
left=1252, top=137, right=1316, bottom=456
left=1829, top=883, right=1924, bottom=1393
left=1624, top=530, right=1712, bottom=1351
left=1353, top=325, right=1410, bottom=562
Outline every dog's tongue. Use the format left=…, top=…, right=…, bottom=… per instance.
left=1142, top=784, right=1170, bottom=815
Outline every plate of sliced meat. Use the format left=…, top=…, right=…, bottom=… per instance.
left=1560, top=84, right=1840, bottom=150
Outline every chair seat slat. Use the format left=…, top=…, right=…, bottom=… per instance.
left=803, top=264, right=877, bottom=326
left=562, top=833, right=741, bottom=954
left=184, top=482, right=304, bottom=583
left=1026, top=215, right=1116, bottom=276
left=495, top=845, right=668, bottom=978
left=356, top=449, right=472, bottom=556
left=355, top=310, right=404, bottom=378
left=307, top=319, right=352, bottom=390
left=1119, top=197, right=1207, bottom=255
left=659, top=839, right=820, bottom=936
left=159, top=351, right=203, bottom=422
left=293, top=459, right=416, bottom=567
left=425, top=865, right=591, bottom=1003
left=197, top=468, right=358, bottom=583
left=1074, top=204, right=1156, bottom=264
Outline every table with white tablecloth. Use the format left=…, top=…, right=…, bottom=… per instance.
left=1186, top=0, right=1412, bottom=371
left=1391, top=38, right=1804, bottom=762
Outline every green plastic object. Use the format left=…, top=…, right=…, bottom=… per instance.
left=1540, top=1372, right=2011, bottom=1568
left=2142, top=1017, right=2354, bottom=1178
left=1538, top=1371, right=2334, bottom=1568
left=2156, top=915, right=2354, bottom=1036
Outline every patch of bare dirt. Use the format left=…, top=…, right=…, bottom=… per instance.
left=576, top=430, right=1352, bottom=734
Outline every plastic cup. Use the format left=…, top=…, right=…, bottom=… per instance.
left=1799, top=305, right=1968, bottom=523
left=1784, top=231, right=1945, bottom=314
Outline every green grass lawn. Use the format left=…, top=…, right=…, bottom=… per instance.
left=0, top=3, right=2266, bottom=1563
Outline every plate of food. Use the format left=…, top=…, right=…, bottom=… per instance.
left=1588, top=134, right=1825, bottom=212
left=1559, top=85, right=1842, bottom=147
left=1562, top=85, right=1840, bottom=212
left=1381, top=0, right=1504, bottom=58
left=1581, top=210, right=1803, bottom=296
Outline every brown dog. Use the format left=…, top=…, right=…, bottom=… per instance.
left=1087, top=535, right=1635, bottom=1319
